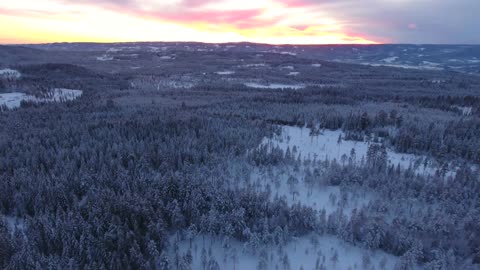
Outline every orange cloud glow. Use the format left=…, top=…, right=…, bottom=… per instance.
left=0, top=0, right=381, bottom=44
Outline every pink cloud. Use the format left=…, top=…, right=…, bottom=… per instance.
left=143, top=9, right=265, bottom=27
left=0, top=0, right=384, bottom=43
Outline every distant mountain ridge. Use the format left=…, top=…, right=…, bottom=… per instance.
left=2, top=42, right=480, bottom=74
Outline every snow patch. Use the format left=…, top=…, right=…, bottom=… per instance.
left=96, top=55, right=113, bottom=61
left=366, top=63, right=444, bottom=71
left=171, top=234, right=400, bottom=270
left=240, top=63, right=268, bottom=68
left=0, top=89, right=83, bottom=110
left=382, top=56, right=398, bottom=63
left=453, top=106, right=473, bottom=116
left=215, top=71, right=235, bottom=75
left=262, top=126, right=453, bottom=177
left=106, top=47, right=121, bottom=53
left=0, top=68, right=21, bottom=79
left=244, top=83, right=305, bottom=90
left=251, top=167, right=373, bottom=215
left=2, top=215, right=26, bottom=235
left=280, top=51, right=297, bottom=56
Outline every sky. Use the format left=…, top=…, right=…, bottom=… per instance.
left=0, top=0, right=478, bottom=45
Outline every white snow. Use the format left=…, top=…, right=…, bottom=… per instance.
left=159, top=81, right=195, bottom=89
left=0, top=68, right=21, bottom=79
left=2, top=215, right=25, bottom=235
left=244, top=83, right=305, bottom=90
left=382, top=56, right=398, bottom=63
left=43, top=88, right=83, bottom=102
left=241, top=63, right=268, bottom=68
left=313, top=83, right=346, bottom=88
left=0, top=92, right=28, bottom=109
left=106, top=47, right=122, bottom=53
left=467, top=59, right=480, bottom=63
left=262, top=125, right=452, bottom=177
left=366, top=63, right=444, bottom=71
left=287, top=72, right=300, bottom=76
left=119, top=54, right=138, bottom=58
left=171, top=233, right=400, bottom=270
left=312, top=63, right=322, bottom=67
left=453, top=106, right=473, bottom=116
left=281, top=66, right=294, bottom=70
left=159, top=55, right=172, bottom=60
left=215, top=71, right=235, bottom=75
left=280, top=51, right=297, bottom=56
left=148, top=46, right=161, bottom=52
left=422, top=61, right=441, bottom=67
left=0, top=89, right=83, bottom=110
left=96, top=55, right=113, bottom=61
left=251, top=166, right=373, bottom=215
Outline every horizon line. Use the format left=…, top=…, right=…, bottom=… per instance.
left=2, top=41, right=480, bottom=47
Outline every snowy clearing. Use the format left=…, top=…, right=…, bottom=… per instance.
left=244, top=83, right=305, bottom=90
left=262, top=125, right=452, bottom=176
left=215, top=71, right=235, bottom=75
left=240, top=63, right=268, bottom=68
left=0, top=68, right=21, bottom=79
left=382, top=56, right=399, bottom=63
left=0, top=89, right=83, bottom=110
left=96, top=55, right=113, bottom=61
left=2, top=215, right=25, bottom=235
left=365, top=63, right=444, bottom=71
left=251, top=166, right=373, bottom=215
left=453, top=106, right=473, bottom=116
left=157, top=81, right=195, bottom=89
left=171, top=234, right=400, bottom=270
left=280, top=51, right=297, bottom=56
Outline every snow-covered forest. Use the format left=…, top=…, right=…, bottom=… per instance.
left=0, top=43, right=480, bottom=269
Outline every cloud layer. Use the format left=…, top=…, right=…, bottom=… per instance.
left=1, top=0, right=478, bottom=44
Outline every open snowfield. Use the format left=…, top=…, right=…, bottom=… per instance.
left=171, top=234, right=400, bottom=270
left=215, top=71, right=235, bottom=75
left=0, top=68, right=21, bottom=79
left=244, top=83, right=305, bottom=90
left=251, top=166, right=373, bottom=216
left=453, top=106, right=473, bottom=116
left=2, top=215, right=25, bottom=235
left=96, top=55, right=114, bottom=61
left=262, top=125, right=451, bottom=176
left=366, top=62, right=444, bottom=71
left=0, top=89, right=83, bottom=109
left=240, top=63, right=268, bottom=68
left=382, top=56, right=399, bottom=63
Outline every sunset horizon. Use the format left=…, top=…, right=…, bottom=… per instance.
left=2, top=0, right=478, bottom=45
